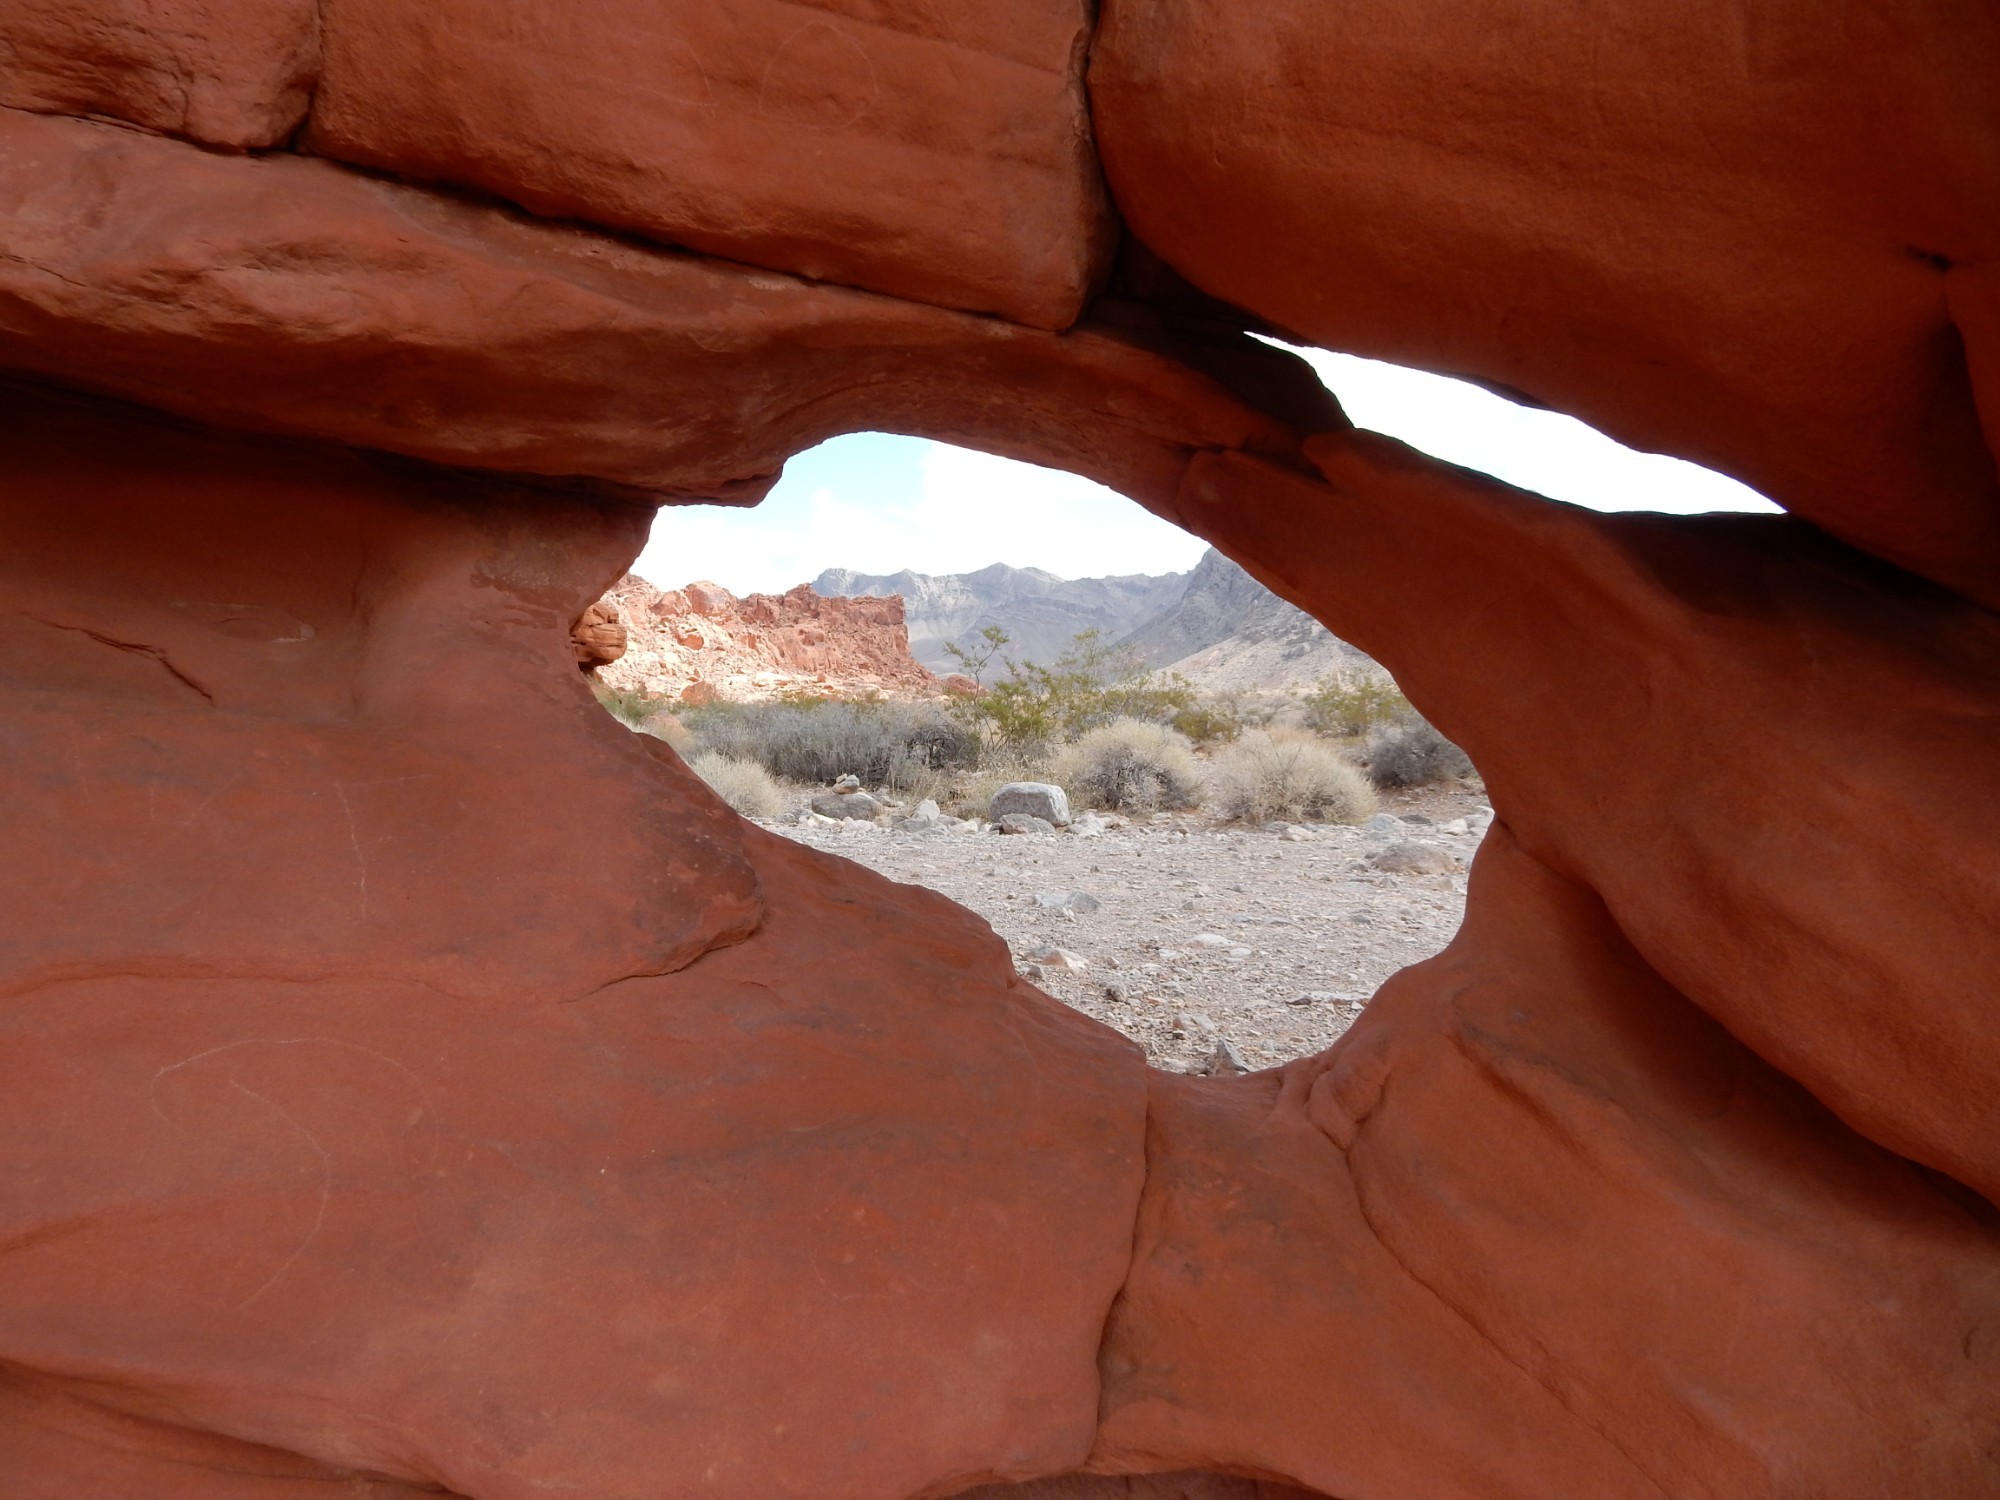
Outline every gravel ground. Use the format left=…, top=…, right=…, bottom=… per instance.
left=768, top=782, right=1492, bottom=1074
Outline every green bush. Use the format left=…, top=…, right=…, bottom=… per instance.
left=1302, top=675, right=1411, bottom=738
left=688, top=752, right=786, bottom=819
left=950, top=626, right=1196, bottom=750
left=1051, top=719, right=1204, bottom=814
left=1365, top=719, right=1475, bottom=789
left=684, top=699, right=979, bottom=786
left=1206, top=728, right=1377, bottom=824
left=1169, top=699, right=1242, bottom=747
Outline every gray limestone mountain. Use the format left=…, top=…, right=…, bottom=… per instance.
left=815, top=550, right=1379, bottom=693
left=812, top=562, right=1186, bottom=674
left=1122, top=548, right=1379, bottom=694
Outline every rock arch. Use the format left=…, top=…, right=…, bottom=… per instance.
left=0, top=2, right=1996, bottom=1496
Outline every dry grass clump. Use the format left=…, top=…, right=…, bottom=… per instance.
left=688, top=751, right=786, bottom=820
left=1365, top=719, right=1474, bottom=789
left=1051, top=718, right=1203, bottom=813
left=641, top=711, right=696, bottom=753
left=938, top=760, right=1047, bottom=822
left=590, top=678, right=668, bottom=729
left=1207, top=728, right=1377, bottom=824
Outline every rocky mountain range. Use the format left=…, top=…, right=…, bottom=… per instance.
left=1120, top=549, right=1377, bottom=693
left=815, top=550, right=1375, bottom=693
left=811, top=563, right=1185, bottom=674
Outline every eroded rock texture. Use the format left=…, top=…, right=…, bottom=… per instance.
left=594, top=574, right=938, bottom=704
left=1, top=2, right=1997, bottom=1498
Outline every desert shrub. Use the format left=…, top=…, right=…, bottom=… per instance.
left=684, top=699, right=979, bottom=786
left=1052, top=719, right=1203, bottom=814
left=1303, top=675, right=1411, bottom=738
left=640, top=711, right=695, bottom=753
left=939, top=761, right=1046, bottom=823
left=883, top=746, right=955, bottom=811
left=688, top=752, right=785, bottom=819
left=950, top=627, right=1195, bottom=750
left=1365, top=718, right=1475, bottom=789
left=1169, top=699, right=1242, bottom=747
left=591, top=678, right=668, bottom=729
left=1206, top=728, right=1377, bottom=824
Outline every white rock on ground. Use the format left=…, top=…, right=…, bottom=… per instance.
left=989, top=782, right=1071, bottom=826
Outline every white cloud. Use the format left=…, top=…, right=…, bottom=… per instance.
left=633, top=347, right=1779, bottom=596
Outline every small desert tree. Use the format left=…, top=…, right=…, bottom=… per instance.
left=1302, top=674, right=1411, bottom=738
left=952, top=628, right=1197, bottom=751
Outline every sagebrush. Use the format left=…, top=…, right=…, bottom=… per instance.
left=1051, top=718, right=1203, bottom=813
left=1365, top=719, right=1474, bottom=788
left=938, top=761, right=1046, bottom=822
left=684, top=699, right=979, bottom=785
left=1207, top=728, right=1377, bottom=824
left=590, top=678, right=667, bottom=730
left=688, top=752, right=786, bottom=819
left=641, top=711, right=696, bottom=753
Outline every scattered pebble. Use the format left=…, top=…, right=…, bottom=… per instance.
left=773, top=784, right=1486, bottom=1074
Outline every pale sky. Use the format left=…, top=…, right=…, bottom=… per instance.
left=632, top=346, right=1779, bottom=596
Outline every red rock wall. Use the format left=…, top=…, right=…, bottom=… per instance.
left=0, top=388, right=1143, bottom=1500
left=1091, top=0, right=2000, bottom=604
left=592, top=574, right=938, bottom=703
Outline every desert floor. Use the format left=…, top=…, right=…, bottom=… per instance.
left=768, top=781, right=1492, bottom=1074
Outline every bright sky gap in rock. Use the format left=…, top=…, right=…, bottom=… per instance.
left=634, top=346, right=1781, bottom=596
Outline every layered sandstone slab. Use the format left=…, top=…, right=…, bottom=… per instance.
left=0, top=0, right=318, bottom=149
left=0, top=106, right=1320, bottom=508
left=0, top=388, right=758, bottom=1002
left=1090, top=0, right=2000, bottom=603
left=1168, top=433, right=2000, bottom=1208
left=309, top=0, right=1110, bottom=329
left=0, top=389, right=1148, bottom=1500
left=1096, top=831, right=2000, bottom=1500
left=596, top=575, right=938, bottom=704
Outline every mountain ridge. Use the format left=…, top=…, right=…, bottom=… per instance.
left=814, top=550, right=1379, bottom=692
left=812, top=561, right=1186, bottom=673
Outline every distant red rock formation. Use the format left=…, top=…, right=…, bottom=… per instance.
left=589, top=574, right=937, bottom=704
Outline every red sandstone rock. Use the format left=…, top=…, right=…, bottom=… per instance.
left=684, top=581, right=735, bottom=618
left=568, top=599, right=627, bottom=671
left=1096, top=831, right=2000, bottom=1499
left=0, top=390, right=758, bottom=1005
left=0, top=390, right=1147, bottom=1500
left=2, top=6, right=1999, bottom=1498
left=595, top=575, right=936, bottom=704
left=1090, top=0, right=2000, bottom=604
left=309, top=0, right=1110, bottom=329
left=1170, top=435, right=2000, bottom=1205
left=0, top=0, right=318, bottom=149
left=0, top=107, right=1313, bottom=507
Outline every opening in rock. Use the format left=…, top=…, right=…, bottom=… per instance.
left=576, top=360, right=1777, bottom=1075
